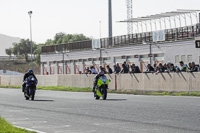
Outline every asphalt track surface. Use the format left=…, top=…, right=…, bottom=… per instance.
left=0, top=88, right=200, bottom=133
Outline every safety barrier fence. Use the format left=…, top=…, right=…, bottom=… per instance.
left=1, top=72, right=200, bottom=92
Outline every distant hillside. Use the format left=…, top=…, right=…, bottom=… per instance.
left=0, top=60, right=40, bottom=75
left=0, top=34, right=21, bottom=56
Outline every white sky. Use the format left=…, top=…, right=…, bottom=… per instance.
left=0, top=0, right=200, bottom=44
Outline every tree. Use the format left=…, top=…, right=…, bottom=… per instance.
left=53, top=32, right=65, bottom=44
left=11, top=39, right=37, bottom=62
left=34, top=44, right=43, bottom=64
left=5, top=47, right=12, bottom=59
left=53, top=33, right=91, bottom=44
left=45, top=39, right=54, bottom=45
left=12, top=42, right=19, bottom=56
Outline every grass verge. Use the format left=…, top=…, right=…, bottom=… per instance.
left=1, top=85, right=200, bottom=96
left=0, top=116, right=35, bottom=133
left=109, top=90, right=200, bottom=96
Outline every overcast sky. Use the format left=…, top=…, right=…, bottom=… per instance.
left=0, top=0, right=200, bottom=44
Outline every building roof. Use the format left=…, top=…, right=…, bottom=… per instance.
left=119, top=9, right=200, bottom=23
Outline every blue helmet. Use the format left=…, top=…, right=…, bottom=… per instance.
left=28, top=69, right=33, bottom=74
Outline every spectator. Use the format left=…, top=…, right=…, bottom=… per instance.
left=188, top=62, right=199, bottom=72
left=114, top=64, right=120, bottom=74
left=124, top=61, right=129, bottom=70
left=90, top=66, right=98, bottom=74
left=157, top=63, right=165, bottom=73
left=106, top=65, right=113, bottom=74
left=145, top=64, right=154, bottom=73
left=153, top=64, right=157, bottom=72
left=84, top=67, right=89, bottom=74
left=164, top=63, right=171, bottom=72
left=169, top=63, right=176, bottom=72
left=188, top=62, right=192, bottom=71
left=130, top=64, right=141, bottom=73
left=163, top=63, right=167, bottom=71
left=120, top=63, right=129, bottom=73
left=100, top=66, right=106, bottom=74
left=179, top=61, right=188, bottom=72
left=85, top=67, right=91, bottom=74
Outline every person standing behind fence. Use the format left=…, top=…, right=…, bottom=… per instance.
left=90, top=66, right=98, bottom=74
left=114, top=63, right=121, bottom=74
left=99, top=66, right=106, bottom=74
left=153, top=64, right=157, bottom=72
left=179, top=61, right=188, bottom=72
left=106, top=65, right=113, bottom=74
left=155, top=63, right=165, bottom=74
left=169, top=63, right=176, bottom=72
left=130, top=64, right=141, bottom=73
left=121, top=63, right=129, bottom=73
left=188, top=62, right=199, bottom=72
left=145, top=64, right=154, bottom=73
left=124, top=61, right=129, bottom=70
left=188, top=62, right=192, bottom=71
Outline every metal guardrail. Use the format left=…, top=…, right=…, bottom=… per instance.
left=100, top=24, right=200, bottom=48
left=42, top=24, right=200, bottom=54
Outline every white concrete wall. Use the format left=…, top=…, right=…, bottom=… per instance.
left=0, top=73, right=200, bottom=92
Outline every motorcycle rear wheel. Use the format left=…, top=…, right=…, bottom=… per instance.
left=25, top=96, right=29, bottom=100
left=31, top=95, right=35, bottom=100
left=95, top=95, right=100, bottom=100
left=94, top=92, right=100, bottom=100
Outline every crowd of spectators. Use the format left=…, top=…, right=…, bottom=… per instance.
left=83, top=61, right=200, bottom=75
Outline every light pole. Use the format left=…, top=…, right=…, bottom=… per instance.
left=99, top=21, right=102, bottom=66
left=149, top=43, right=152, bottom=66
left=56, top=45, right=70, bottom=74
left=62, top=45, right=65, bottom=74
left=100, top=48, right=102, bottom=66
left=99, top=21, right=102, bottom=39
left=108, top=0, right=112, bottom=37
left=143, top=41, right=152, bottom=66
left=28, top=11, right=33, bottom=70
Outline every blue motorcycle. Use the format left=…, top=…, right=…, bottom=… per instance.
left=24, top=75, right=38, bottom=100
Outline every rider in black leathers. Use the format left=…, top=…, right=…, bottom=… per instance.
left=22, top=69, right=37, bottom=92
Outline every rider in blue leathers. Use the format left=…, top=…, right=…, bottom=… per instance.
left=22, top=69, right=37, bottom=92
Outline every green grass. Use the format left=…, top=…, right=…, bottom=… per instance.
left=0, top=85, right=91, bottom=92
left=0, top=85, right=21, bottom=89
left=0, top=116, right=35, bottom=133
left=37, top=86, right=92, bottom=92
left=1, top=85, right=200, bottom=96
left=108, top=90, right=200, bottom=96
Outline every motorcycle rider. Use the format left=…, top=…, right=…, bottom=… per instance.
left=22, top=69, right=38, bottom=92
left=92, top=71, right=105, bottom=92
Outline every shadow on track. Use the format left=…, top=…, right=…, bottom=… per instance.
left=31, top=100, right=54, bottom=102
left=106, top=99, right=127, bottom=101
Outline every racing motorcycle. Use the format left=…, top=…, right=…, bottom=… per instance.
left=24, top=75, right=38, bottom=100
left=94, top=75, right=110, bottom=100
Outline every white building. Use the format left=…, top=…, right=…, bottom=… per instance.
left=40, top=10, right=200, bottom=75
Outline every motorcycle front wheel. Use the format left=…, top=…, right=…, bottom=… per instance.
left=24, top=90, right=29, bottom=100
left=102, top=88, right=107, bottom=100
